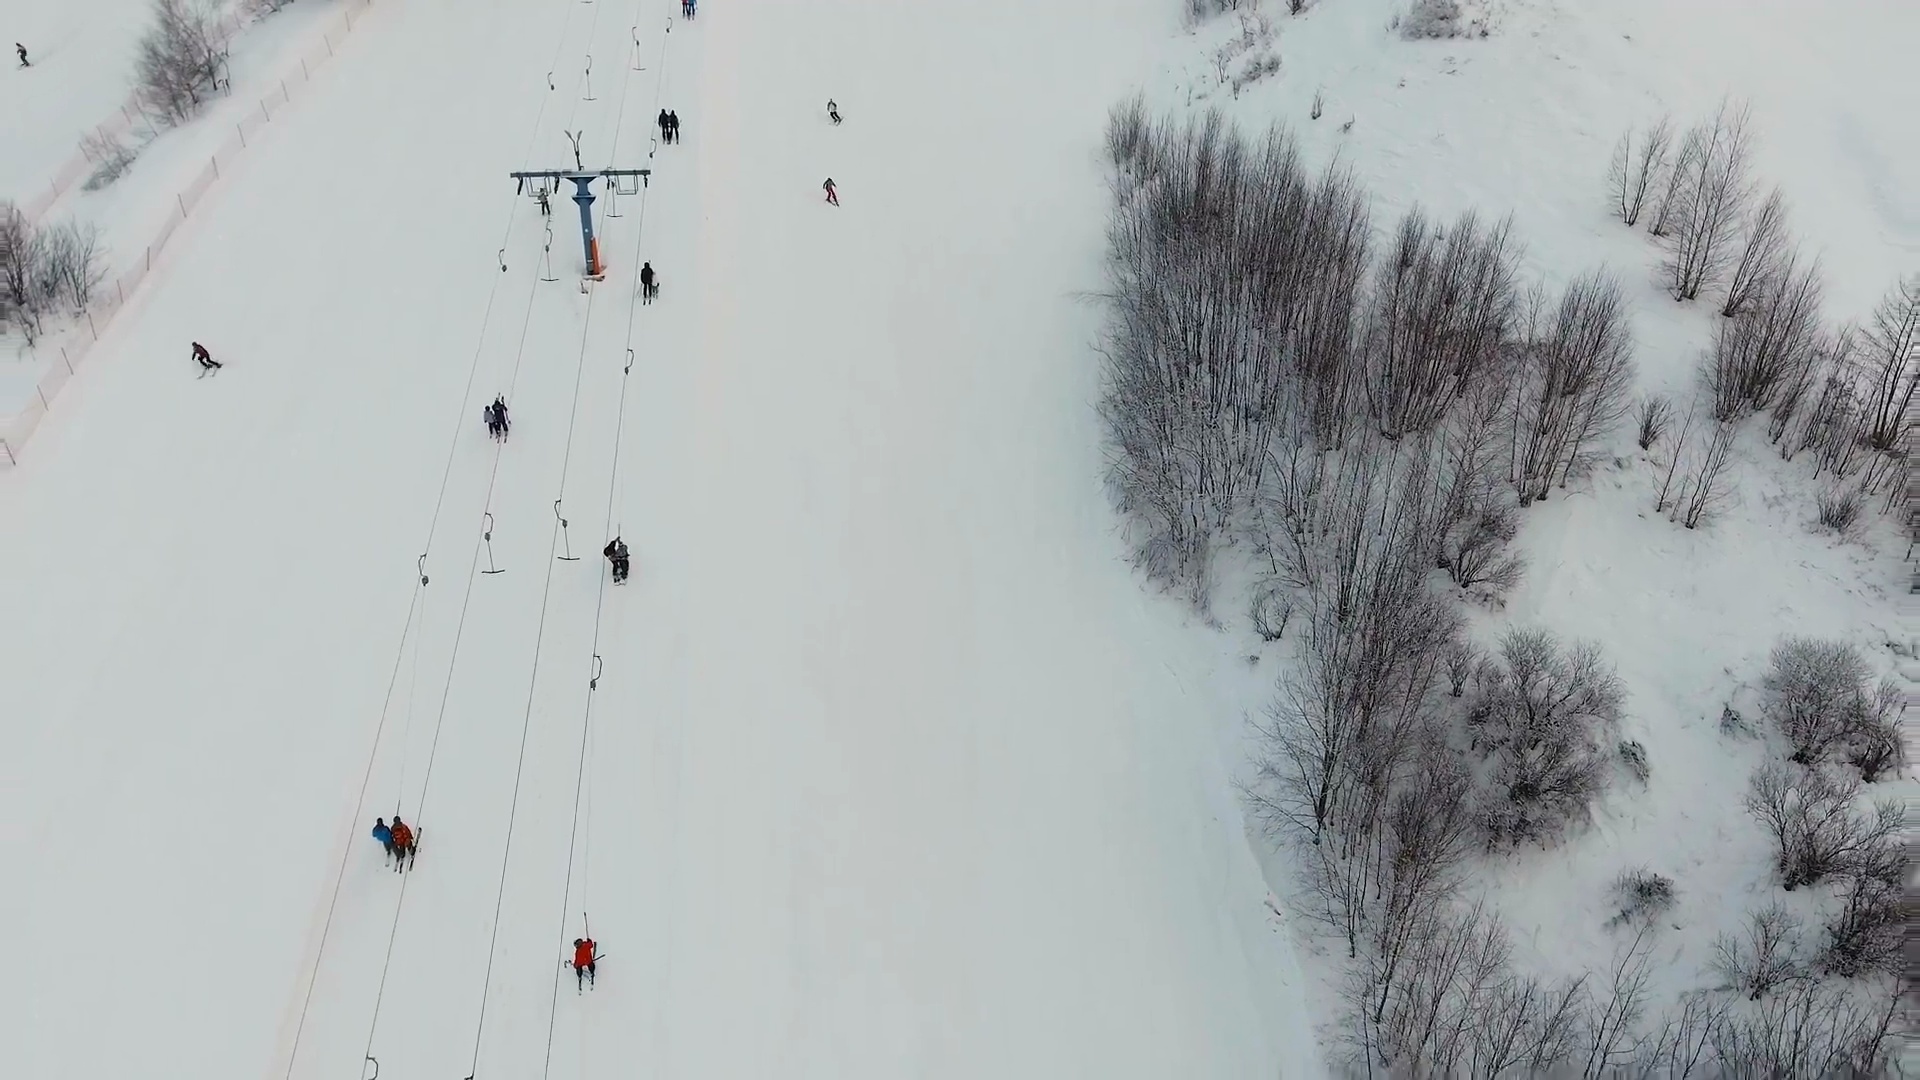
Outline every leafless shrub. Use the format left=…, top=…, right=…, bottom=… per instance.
left=1761, top=637, right=1881, bottom=766
left=1814, top=485, right=1863, bottom=534
left=1844, top=686, right=1904, bottom=782
left=1399, top=0, right=1467, bottom=39
left=1230, top=52, right=1281, bottom=96
left=1582, top=927, right=1658, bottom=1076
left=1635, top=394, right=1671, bottom=450
left=1858, top=274, right=1918, bottom=453
left=39, top=220, right=107, bottom=311
left=1744, top=763, right=1902, bottom=890
left=81, top=130, right=143, bottom=191
left=1706, top=979, right=1901, bottom=1077
left=1607, top=867, right=1673, bottom=927
left=1250, top=581, right=1292, bottom=641
left=1711, top=902, right=1807, bottom=999
left=1717, top=704, right=1753, bottom=738
left=1470, top=627, right=1626, bottom=846
left=1645, top=130, right=1697, bottom=239
left=0, top=203, right=48, bottom=342
left=1617, top=739, right=1649, bottom=783
left=136, top=0, right=227, bottom=127
left=1663, top=101, right=1754, bottom=302
left=1444, top=639, right=1479, bottom=697
left=1507, top=272, right=1637, bottom=504
left=1362, top=208, right=1522, bottom=439
left=1707, top=252, right=1824, bottom=421
left=1440, top=493, right=1524, bottom=594
left=1820, top=870, right=1905, bottom=977
left=1608, top=117, right=1672, bottom=228
left=1632, top=991, right=1731, bottom=1078
left=1720, top=187, right=1790, bottom=318
left=1677, top=419, right=1736, bottom=529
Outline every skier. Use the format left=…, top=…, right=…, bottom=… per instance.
left=191, top=341, right=222, bottom=374
left=657, top=109, right=671, bottom=143
left=827, top=99, right=841, bottom=126
left=667, top=111, right=682, bottom=143
left=603, top=536, right=630, bottom=584
left=15, top=43, right=27, bottom=68
left=639, top=262, right=658, bottom=304
left=572, top=937, right=598, bottom=989
left=389, top=815, right=416, bottom=871
left=485, top=394, right=510, bottom=441
left=371, top=817, right=395, bottom=863
left=537, top=188, right=551, bottom=217
left=822, top=177, right=839, bottom=206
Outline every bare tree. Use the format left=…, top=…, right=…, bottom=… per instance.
left=1707, top=979, right=1901, bottom=1077
left=1663, top=102, right=1754, bottom=302
left=1644, top=130, right=1698, bottom=239
left=1606, top=868, right=1675, bottom=927
left=1820, top=869, right=1904, bottom=976
left=40, top=220, right=107, bottom=311
left=1858, top=274, right=1918, bottom=452
left=0, top=204, right=49, bottom=343
left=1508, top=271, right=1637, bottom=503
left=1631, top=992, right=1731, bottom=1078
left=1707, top=252, right=1824, bottom=420
left=1608, top=117, right=1672, bottom=227
left=1710, top=902, right=1806, bottom=999
left=1744, top=763, right=1902, bottom=890
left=1678, top=419, right=1736, bottom=529
left=1720, top=187, right=1791, bottom=318
left=136, top=0, right=226, bottom=127
left=1652, top=403, right=1697, bottom=514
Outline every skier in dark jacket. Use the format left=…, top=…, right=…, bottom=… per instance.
left=667, top=111, right=682, bottom=142
left=15, top=43, right=28, bottom=68
left=604, top=537, right=630, bottom=583
left=639, top=263, right=658, bottom=303
left=191, top=341, right=221, bottom=373
left=827, top=99, right=841, bottom=125
left=485, top=395, right=510, bottom=440
left=657, top=109, right=671, bottom=142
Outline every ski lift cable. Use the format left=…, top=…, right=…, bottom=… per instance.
left=534, top=12, right=672, bottom=1080
left=302, top=0, right=603, bottom=1071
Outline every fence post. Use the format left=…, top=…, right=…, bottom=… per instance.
left=211, top=155, right=219, bottom=179
left=63, top=347, right=74, bottom=374
left=1, top=438, right=13, bottom=467
left=238, top=122, right=246, bottom=148
left=178, top=194, right=187, bottom=216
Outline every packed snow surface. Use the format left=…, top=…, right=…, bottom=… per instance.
left=0, top=0, right=1322, bottom=1077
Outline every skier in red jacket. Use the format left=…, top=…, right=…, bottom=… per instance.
left=572, top=938, right=598, bottom=989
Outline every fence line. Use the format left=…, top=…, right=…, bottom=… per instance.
left=2, top=0, right=377, bottom=468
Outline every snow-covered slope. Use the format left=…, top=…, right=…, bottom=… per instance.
left=1, top=0, right=1323, bottom=1077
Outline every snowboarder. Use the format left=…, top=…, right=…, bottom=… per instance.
left=371, top=817, right=395, bottom=863
left=537, top=188, right=551, bottom=217
left=485, top=394, right=511, bottom=441
left=604, top=536, right=630, bottom=584
left=667, top=111, right=682, bottom=142
left=15, top=43, right=27, bottom=68
left=822, top=178, right=839, bottom=206
left=657, top=109, right=671, bottom=143
left=389, top=816, right=416, bottom=871
left=639, top=262, right=658, bottom=303
left=827, top=99, right=841, bottom=126
left=191, top=341, right=222, bottom=374
left=572, top=938, right=598, bottom=989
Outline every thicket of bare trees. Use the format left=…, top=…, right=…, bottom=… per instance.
left=1, top=204, right=107, bottom=345
left=136, top=0, right=228, bottom=127
left=1609, top=104, right=1912, bottom=523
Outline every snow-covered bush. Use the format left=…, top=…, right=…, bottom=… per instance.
left=1760, top=637, right=1891, bottom=766
left=1820, top=871, right=1904, bottom=977
left=1710, top=903, right=1806, bottom=999
left=1444, top=639, right=1479, bottom=698
left=1249, top=581, right=1291, bottom=641
left=1843, top=699, right=1903, bottom=782
left=1743, top=763, right=1902, bottom=890
left=1813, top=485, right=1863, bottom=534
left=1635, top=393, right=1671, bottom=450
left=1398, top=0, right=1466, bottom=39
left=1617, top=738, right=1649, bottom=783
left=1470, top=628, right=1626, bottom=846
left=81, top=130, right=143, bottom=191
left=1607, top=867, right=1673, bottom=927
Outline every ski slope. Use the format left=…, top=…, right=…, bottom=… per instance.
left=0, top=0, right=1321, bottom=1077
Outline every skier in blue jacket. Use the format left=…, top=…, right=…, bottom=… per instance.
left=372, top=818, right=395, bottom=862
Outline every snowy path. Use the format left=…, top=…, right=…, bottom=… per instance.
left=1, top=0, right=1319, bottom=1077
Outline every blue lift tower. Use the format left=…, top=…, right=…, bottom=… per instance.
left=511, top=163, right=648, bottom=278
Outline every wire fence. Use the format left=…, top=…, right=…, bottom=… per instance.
left=1, top=0, right=377, bottom=468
